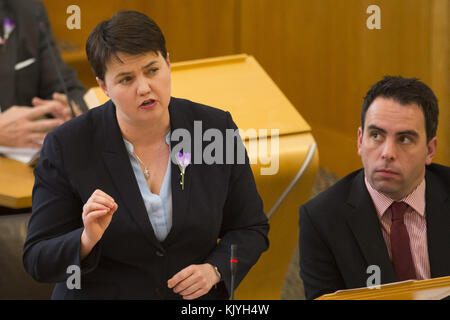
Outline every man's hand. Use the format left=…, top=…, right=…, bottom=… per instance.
left=168, top=264, right=220, bottom=300
left=32, top=92, right=82, bottom=122
left=0, top=104, right=63, bottom=149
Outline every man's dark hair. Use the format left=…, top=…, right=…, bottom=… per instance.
left=361, top=76, right=439, bottom=142
left=86, top=10, right=167, bottom=81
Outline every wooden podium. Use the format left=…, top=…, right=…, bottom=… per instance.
left=316, top=276, right=450, bottom=300
left=1, top=54, right=319, bottom=299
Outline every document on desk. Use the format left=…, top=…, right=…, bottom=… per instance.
left=0, top=146, right=40, bottom=166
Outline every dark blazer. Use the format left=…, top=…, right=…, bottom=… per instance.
left=0, top=0, right=87, bottom=111
left=23, top=98, right=269, bottom=299
left=299, top=164, right=450, bottom=300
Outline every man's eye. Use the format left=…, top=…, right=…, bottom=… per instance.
left=370, top=132, right=380, bottom=139
left=399, top=136, right=411, bottom=144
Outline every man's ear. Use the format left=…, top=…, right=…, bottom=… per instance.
left=357, top=127, right=363, bottom=156
left=425, top=136, right=438, bottom=165
left=96, top=77, right=109, bottom=97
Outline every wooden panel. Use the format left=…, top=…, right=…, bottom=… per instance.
left=0, top=158, right=34, bottom=208
left=42, top=0, right=238, bottom=61
left=430, top=0, right=450, bottom=166
left=240, top=0, right=449, bottom=175
left=42, top=0, right=239, bottom=88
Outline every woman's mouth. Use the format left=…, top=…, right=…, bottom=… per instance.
left=140, top=99, right=157, bottom=109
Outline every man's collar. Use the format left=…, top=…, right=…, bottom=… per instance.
left=364, top=175, right=426, bottom=218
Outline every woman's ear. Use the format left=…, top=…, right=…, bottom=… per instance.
left=166, top=53, right=171, bottom=69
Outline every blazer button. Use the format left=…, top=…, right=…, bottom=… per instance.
left=156, top=250, right=164, bottom=257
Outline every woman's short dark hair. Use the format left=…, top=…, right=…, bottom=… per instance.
left=86, top=10, right=167, bottom=81
left=361, top=76, right=439, bottom=142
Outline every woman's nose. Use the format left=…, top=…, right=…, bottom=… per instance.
left=136, top=77, right=151, bottom=96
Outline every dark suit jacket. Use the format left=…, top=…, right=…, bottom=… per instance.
left=0, top=0, right=87, bottom=111
left=23, top=98, right=269, bottom=299
left=299, top=164, right=450, bottom=300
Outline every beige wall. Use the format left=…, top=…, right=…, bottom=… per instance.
left=43, top=0, right=449, bottom=175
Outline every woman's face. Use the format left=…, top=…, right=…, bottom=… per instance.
left=97, top=51, right=171, bottom=127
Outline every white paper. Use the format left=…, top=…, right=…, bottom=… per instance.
left=0, top=146, right=40, bottom=165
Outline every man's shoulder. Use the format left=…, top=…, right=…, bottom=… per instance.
left=426, top=163, right=450, bottom=191
left=302, top=169, right=364, bottom=213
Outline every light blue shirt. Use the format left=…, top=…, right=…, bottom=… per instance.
left=123, top=132, right=172, bottom=242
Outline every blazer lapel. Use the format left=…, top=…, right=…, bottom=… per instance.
left=344, top=171, right=397, bottom=284
left=163, top=98, right=193, bottom=244
left=425, top=168, right=450, bottom=277
left=100, top=102, right=162, bottom=249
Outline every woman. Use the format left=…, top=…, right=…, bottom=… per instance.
left=23, top=10, right=269, bottom=299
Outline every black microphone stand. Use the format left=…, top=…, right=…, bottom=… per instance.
left=37, top=21, right=76, bottom=118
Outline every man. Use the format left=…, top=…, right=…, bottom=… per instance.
left=299, top=76, right=450, bottom=300
left=0, top=0, right=87, bottom=149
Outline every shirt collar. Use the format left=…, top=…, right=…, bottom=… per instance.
left=123, top=131, right=171, bottom=154
left=364, top=175, right=426, bottom=218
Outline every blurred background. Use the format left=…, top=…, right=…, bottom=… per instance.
left=42, top=0, right=449, bottom=299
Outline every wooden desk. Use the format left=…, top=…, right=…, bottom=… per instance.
left=0, top=157, right=34, bottom=209
left=316, top=276, right=450, bottom=300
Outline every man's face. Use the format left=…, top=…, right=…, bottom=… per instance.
left=97, top=51, right=171, bottom=127
left=358, top=97, right=437, bottom=200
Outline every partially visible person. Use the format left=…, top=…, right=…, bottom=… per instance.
left=299, top=76, right=450, bottom=300
left=0, top=0, right=87, bottom=149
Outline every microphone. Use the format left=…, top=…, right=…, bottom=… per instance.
left=230, top=244, right=238, bottom=300
left=36, top=16, right=76, bottom=118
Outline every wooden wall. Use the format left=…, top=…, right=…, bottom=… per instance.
left=239, top=0, right=449, bottom=174
left=42, top=0, right=449, bottom=174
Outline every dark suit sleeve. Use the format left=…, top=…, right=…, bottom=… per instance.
left=36, top=1, right=88, bottom=112
left=204, top=112, right=269, bottom=295
left=23, top=132, right=100, bottom=283
left=299, top=205, right=345, bottom=299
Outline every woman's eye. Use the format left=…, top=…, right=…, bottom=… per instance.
left=147, top=68, right=159, bottom=75
left=119, top=77, right=132, bottom=84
